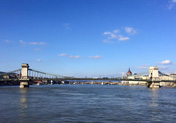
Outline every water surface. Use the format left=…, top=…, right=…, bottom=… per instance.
left=0, top=85, right=176, bottom=123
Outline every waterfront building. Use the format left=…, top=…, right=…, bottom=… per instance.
left=122, top=66, right=176, bottom=87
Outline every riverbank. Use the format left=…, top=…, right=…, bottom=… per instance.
left=1, top=80, right=176, bottom=87
left=121, top=81, right=176, bottom=87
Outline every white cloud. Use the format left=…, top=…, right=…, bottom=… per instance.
left=167, top=0, right=176, bottom=9
left=19, top=40, right=46, bottom=45
left=138, top=65, right=149, bottom=69
left=124, top=27, right=137, bottom=35
left=28, top=42, right=46, bottom=45
left=104, top=32, right=112, bottom=35
left=59, top=53, right=68, bottom=56
left=37, top=59, right=41, bottom=62
left=69, top=55, right=81, bottom=59
left=104, top=30, right=119, bottom=35
left=110, top=34, right=118, bottom=39
left=34, top=48, right=40, bottom=51
left=28, top=42, right=38, bottom=45
left=88, top=56, right=102, bottom=59
left=118, top=35, right=129, bottom=41
left=103, top=40, right=114, bottom=44
left=158, top=66, right=168, bottom=69
left=59, top=53, right=81, bottom=59
left=19, top=40, right=26, bottom=44
left=103, top=27, right=135, bottom=43
left=59, top=54, right=102, bottom=59
left=103, top=31, right=118, bottom=39
left=113, top=30, right=120, bottom=33
left=63, top=23, right=71, bottom=29
left=159, top=60, right=172, bottom=65
left=5, top=40, right=10, bottom=43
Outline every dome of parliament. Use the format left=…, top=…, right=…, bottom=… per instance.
left=126, top=68, right=132, bottom=76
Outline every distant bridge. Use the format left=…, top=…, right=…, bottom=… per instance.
left=0, top=64, right=176, bottom=88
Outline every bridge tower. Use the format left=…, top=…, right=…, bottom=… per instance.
left=148, top=66, right=160, bottom=88
left=149, top=66, right=159, bottom=78
left=20, top=63, right=30, bottom=88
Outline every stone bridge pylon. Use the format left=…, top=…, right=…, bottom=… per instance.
left=19, top=63, right=30, bottom=88
left=148, top=66, right=160, bottom=88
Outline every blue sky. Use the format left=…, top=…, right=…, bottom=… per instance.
left=0, top=0, right=176, bottom=77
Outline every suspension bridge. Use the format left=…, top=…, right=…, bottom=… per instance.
left=0, top=64, right=176, bottom=88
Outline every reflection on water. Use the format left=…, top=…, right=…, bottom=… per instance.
left=19, top=89, right=28, bottom=117
left=149, top=89, right=161, bottom=122
left=149, top=89, right=159, bottom=107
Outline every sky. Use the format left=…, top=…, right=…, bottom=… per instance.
left=0, top=0, right=176, bottom=77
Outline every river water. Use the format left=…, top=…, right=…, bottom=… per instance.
left=0, top=85, right=176, bottom=123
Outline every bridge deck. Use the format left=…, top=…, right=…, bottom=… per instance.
left=1, top=78, right=176, bottom=83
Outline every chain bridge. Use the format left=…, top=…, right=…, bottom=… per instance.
left=0, top=64, right=176, bottom=88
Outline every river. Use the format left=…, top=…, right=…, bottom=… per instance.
left=0, top=85, right=176, bottom=123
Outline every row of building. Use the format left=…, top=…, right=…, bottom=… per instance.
left=122, top=66, right=176, bottom=87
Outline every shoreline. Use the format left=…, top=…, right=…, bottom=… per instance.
left=0, top=81, right=176, bottom=88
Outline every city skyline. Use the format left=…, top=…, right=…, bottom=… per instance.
left=0, top=0, right=176, bottom=77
